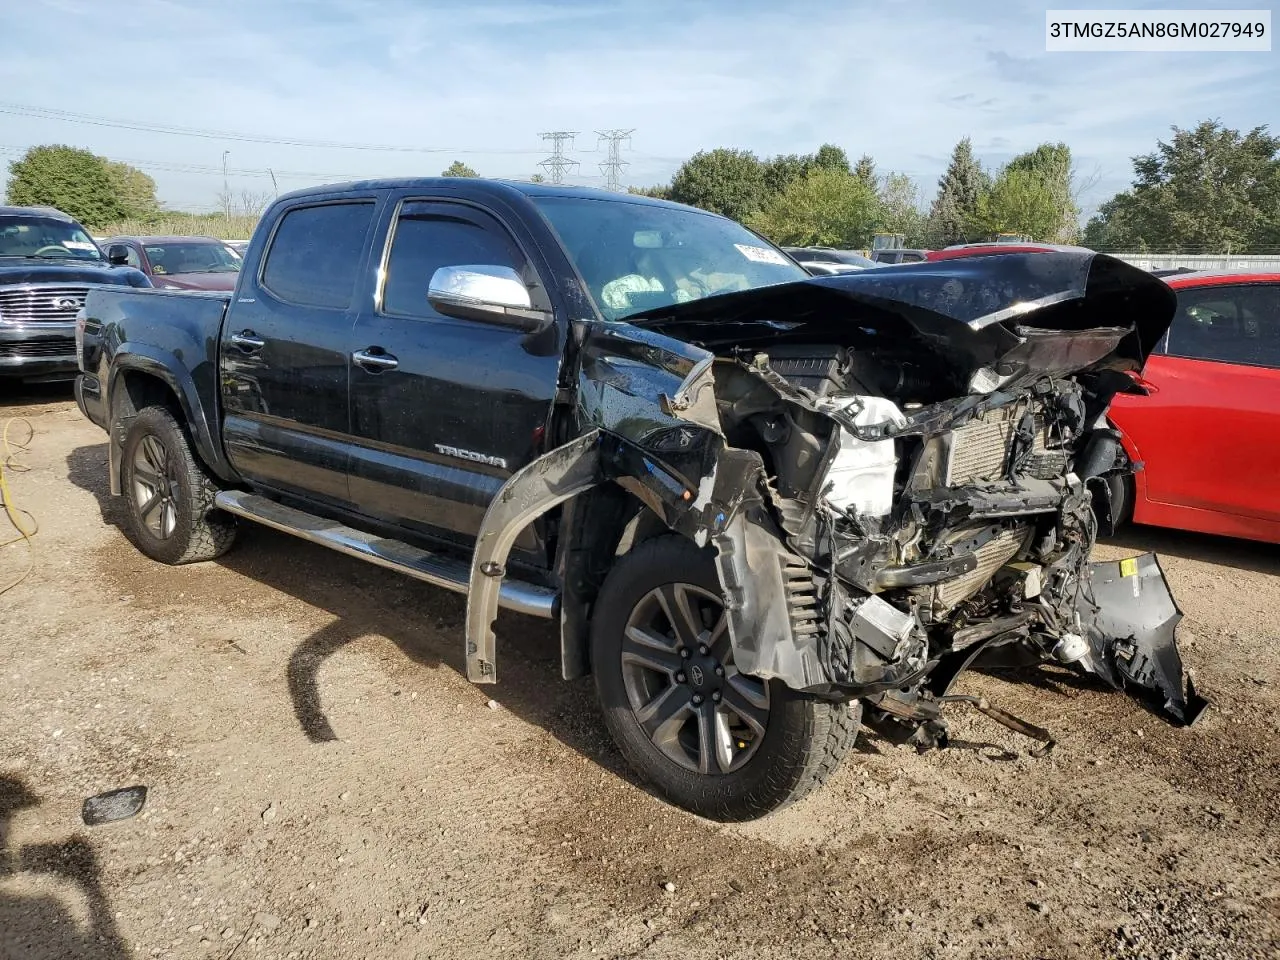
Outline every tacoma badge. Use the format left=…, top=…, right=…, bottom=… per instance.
left=435, top=444, right=507, bottom=469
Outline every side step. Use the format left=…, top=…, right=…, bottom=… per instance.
left=213, top=490, right=557, bottom=619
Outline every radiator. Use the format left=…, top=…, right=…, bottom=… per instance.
left=945, top=406, right=1019, bottom=485
left=945, top=405, right=1059, bottom=485
left=931, top=526, right=1029, bottom=610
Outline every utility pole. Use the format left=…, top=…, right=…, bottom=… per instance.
left=268, top=168, right=278, bottom=197
left=596, top=129, right=634, bottom=191
left=537, top=131, right=579, bottom=185
left=221, top=150, right=231, bottom=217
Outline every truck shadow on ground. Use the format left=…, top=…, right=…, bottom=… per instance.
left=66, top=442, right=644, bottom=794
left=0, top=775, right=132, bottom=960
left=66, top=442, right=1166, bottom=795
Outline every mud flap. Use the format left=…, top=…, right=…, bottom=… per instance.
left=1079, top=553, right=1208, bottom=726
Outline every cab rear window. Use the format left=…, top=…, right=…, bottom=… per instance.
left=261, top=202, right=375, bottom=309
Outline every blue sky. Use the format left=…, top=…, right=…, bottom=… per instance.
left=0, top=0, right=1273, bottom=218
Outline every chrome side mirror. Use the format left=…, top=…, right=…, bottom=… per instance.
left=427, top=264, right=549, bottom=332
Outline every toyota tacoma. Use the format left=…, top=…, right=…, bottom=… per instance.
left=75, top=179, right=1204, bottom=820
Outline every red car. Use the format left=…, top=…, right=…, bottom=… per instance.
left=102, top=235, right=242, bottom=291
left=1108, top=271, right=1280, bottom=544
left=925, top=242, right=1088, bottom=261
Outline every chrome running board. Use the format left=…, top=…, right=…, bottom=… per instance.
left=213, top=490, right=556, bottom=619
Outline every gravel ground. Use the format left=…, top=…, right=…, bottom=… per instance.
left=1, top=387, right=1278, bottom=960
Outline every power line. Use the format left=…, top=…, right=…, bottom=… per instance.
left=537, top=131, right=579, bottom=185
left=0, top=101, right=545, bottom=155
left=596, top=129, right=634, bottom=191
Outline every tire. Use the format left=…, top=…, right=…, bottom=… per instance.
left=591, top=534, right=859, bottom=821
left=120, top=405, right=237, bottom=565
left=1093, top=471, right=1134, bottom=536
left=1106, top=472, right=1134, bottom=528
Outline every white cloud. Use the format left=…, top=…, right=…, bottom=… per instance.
left=0, top=0, right=1273, bottom=217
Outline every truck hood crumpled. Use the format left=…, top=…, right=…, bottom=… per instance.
left=628, top=251, right=1176, bottom=385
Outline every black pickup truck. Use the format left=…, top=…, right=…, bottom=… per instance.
left=76, top=178, right=1204, bottom=820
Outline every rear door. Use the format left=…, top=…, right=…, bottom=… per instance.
left=220, top=195, right=381, bottom=507
left=346, top=196, right=562, bottom=561
left=1116, top=280, right=1280, bottom=522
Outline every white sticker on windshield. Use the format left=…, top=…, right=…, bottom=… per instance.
left=734, top=243, right=788, bottom=265
left=63, top=240, right=97, bottom=251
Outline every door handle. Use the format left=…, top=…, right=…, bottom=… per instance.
left=230, top=330, right=265, bottom=353
left=353, top=347, right=399, bottom=372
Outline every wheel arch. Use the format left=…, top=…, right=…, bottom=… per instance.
left=555, top=483, right=681, bottom=682
left=106, top=348, right=235, bottom=496
left=464, top=428, right=739, bottom=686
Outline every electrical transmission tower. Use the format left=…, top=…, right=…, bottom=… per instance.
left=596, top=129, right=634, bottom=191
left=537, top=131, right=580, bottom=184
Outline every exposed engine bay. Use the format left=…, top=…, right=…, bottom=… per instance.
left=705, top=339, right=1204, bottom=745
left=602, top=252, right=1204, bottom=745
left=469, top=251, right=1207, bottom=750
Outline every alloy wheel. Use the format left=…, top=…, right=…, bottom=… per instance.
left=620, top=582, right=771, bottom=774
left=131, top=434, right=180, bottom=539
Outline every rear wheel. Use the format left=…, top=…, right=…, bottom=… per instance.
left=592, top=535, right=859, bottom=821
left=121, top=406, right=237, bottom=565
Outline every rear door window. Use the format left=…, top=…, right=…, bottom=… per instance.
left=1168, top=283, right=1280, bottom=369
left=261, top=202, right=375, bottom=309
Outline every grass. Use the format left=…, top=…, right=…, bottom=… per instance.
left=95, top=213, right=259, bottom=240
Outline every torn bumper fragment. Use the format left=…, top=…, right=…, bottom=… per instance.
left=1080, top=553, right=1208, bottom=726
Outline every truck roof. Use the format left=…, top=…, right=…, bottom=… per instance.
left=272, top=178, right=712, bottom=215
left=0, top=204, right=77, bottom=221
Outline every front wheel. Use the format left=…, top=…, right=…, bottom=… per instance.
left=592, top=535, right=859, bottom=821
left=121, top=405, right=237, bottom=565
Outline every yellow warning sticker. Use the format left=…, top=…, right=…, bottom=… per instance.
left=1118, top=557, right=1139, bottom=578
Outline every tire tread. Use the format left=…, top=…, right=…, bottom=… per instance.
left=121, top=406, right=236, bottom=565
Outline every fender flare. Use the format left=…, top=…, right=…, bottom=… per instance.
left=106, top=346, right=235, bottom=494
left=465, top=430, right=603, bottom=683
left=463, top=426, right=764, bottom=685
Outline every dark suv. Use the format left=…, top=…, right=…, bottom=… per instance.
left=0, top=206, right=150, bottom=381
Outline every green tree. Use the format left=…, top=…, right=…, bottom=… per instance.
left=441, top=161, right=478, bottom=177
left=529, top=172, right=546, bottom=184
left=1083, top=120, right=1280, bottom=253
left=5, top=144, right=124, bottom=228
left=627, top=184, right=672, bottom=200
left=104, top=160, right=159, bottom=220
left=747, top=168, right=879, bottom=247
left=814, top=143, right=851, bottom=174
left=927, top=137, right=990, bottom=246
left=968, top=166, right=1062, bottom=241
left=875, top=172, right=927, bottom=246
left=668, top=148, right=766, bottom=221
left=762, top=153, right=811, bottom=197
left=853, top=154, right=877, bottom=190
left=1006, top=142, right=1078, bottom=242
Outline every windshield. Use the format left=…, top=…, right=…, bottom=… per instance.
left=0, top=216, right=102, bottom=261
left=144, top=241, right=242, bottom=275
left=534, top=197, right=807, bottom=320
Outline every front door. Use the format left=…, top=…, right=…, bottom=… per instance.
left=1118, top=280, right=1280, bottom=525
left=220, top=196, right=380, bottom=507
left=347, top=197, right=563, bottom=561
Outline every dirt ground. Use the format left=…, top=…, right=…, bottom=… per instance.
left=1, top=386, right=1277, bottom=960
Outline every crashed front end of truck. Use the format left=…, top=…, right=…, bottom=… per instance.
left=469, top=251, right=1206, bottom=750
